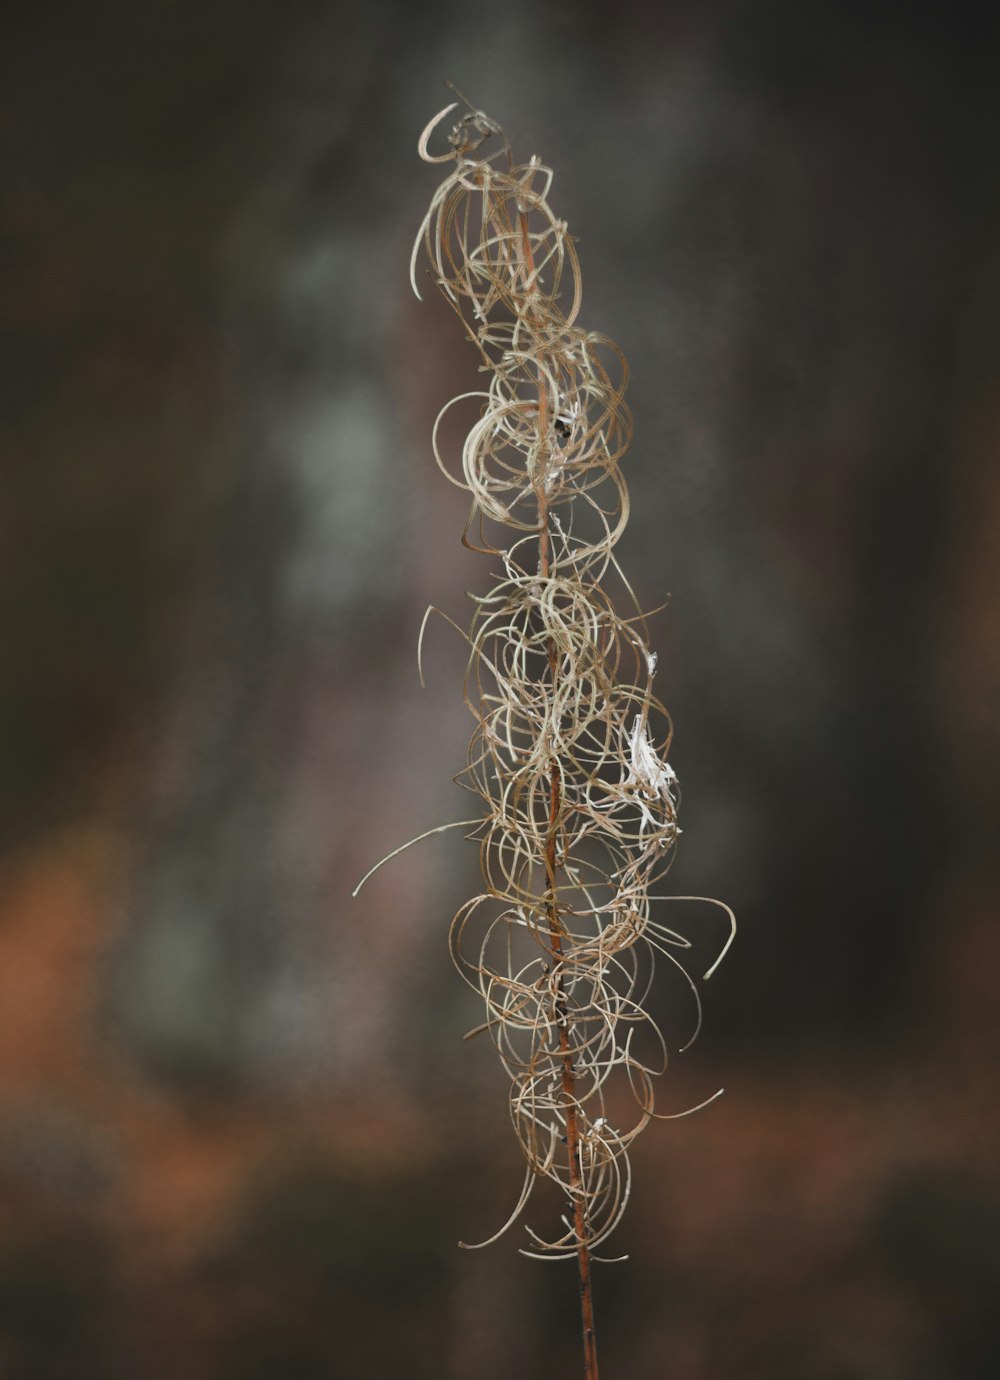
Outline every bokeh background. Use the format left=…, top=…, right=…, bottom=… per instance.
left=2, top=1, right=999, bottom=1376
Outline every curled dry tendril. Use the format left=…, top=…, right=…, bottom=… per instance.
left=370, top=99, right=734, bottom=1266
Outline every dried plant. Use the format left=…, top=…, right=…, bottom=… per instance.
left=357, top=90, right=734, bottom=1378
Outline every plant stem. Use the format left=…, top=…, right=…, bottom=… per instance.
left=545, top=755, right=601, bottom=1380
left=521, top=203, right=601, bottom=1380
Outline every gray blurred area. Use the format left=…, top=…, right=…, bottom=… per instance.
left=1, top=1, right=998, bottom=1376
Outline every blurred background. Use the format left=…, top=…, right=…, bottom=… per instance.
left=2, top=1, right=999, bottom=1376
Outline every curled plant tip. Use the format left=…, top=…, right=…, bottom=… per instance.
left=402, top=98, right=733, bottom=1365
left=417, top=102, right=460, bottom=164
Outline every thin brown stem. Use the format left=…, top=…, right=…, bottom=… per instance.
left=524, top=208, right=600, bottom=1380
left=544, top=759, right=601, bottom=1380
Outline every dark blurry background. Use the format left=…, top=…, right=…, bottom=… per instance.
left=2, top=1, right=998, bottom=1376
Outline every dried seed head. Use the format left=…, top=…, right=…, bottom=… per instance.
left=411, top=101, right=734, bottom=1260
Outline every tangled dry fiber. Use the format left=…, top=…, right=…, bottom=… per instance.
left=363, top=98, right=734, bottom=1307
